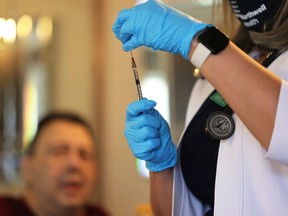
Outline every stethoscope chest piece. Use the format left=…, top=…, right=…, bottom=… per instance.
left=205, top=111, right=235, bottom=140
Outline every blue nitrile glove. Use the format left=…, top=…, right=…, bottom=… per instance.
left=112, top=0, right=210, bottom=60
left=124, top=99, right=177, bottom=172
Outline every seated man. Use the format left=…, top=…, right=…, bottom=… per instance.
left=0, top=112, right=110, bottom=216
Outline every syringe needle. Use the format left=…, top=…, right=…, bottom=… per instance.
left=130, top=51, right=143, bottom=100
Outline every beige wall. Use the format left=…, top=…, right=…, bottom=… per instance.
left=0, top=0, right=150, bottom=215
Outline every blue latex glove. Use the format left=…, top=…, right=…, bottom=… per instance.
left=112, top=0, right=210, bottom=60
left=124, top=99, right=177, bottom=172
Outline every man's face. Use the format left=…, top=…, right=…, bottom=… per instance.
left=23, top=120, right=97, bottom=210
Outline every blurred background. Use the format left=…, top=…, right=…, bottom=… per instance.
left=0, top=0, right=220, bottom=215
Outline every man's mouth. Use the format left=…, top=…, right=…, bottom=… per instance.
left=60, top=181, right=83, bottom=195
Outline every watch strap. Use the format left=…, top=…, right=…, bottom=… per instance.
left=190, top=42, right=211, bottom=69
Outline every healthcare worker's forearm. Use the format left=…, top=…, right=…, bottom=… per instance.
left=149, top=168, right=173, bottom=216
left=189, top=40, right=282, bottom=150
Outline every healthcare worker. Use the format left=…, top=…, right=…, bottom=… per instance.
left=113, top=0, right=288, bottom=215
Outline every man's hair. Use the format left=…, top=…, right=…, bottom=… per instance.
left=24, top=112, right=96, bottom=156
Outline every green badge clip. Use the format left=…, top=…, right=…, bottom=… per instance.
left=209, top=92, right=227, bottom=107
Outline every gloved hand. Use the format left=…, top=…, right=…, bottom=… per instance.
left=112, top=0, right=210, bottom=60
left=124, top=99, right=177, bottom=172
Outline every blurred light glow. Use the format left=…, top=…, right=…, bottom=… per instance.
left=36, top=16, right=53, bottom=44
left=135, top=0, right=148, bottom=4
left=136, top=0, right=163, bottom=5
left=142, top=74, right=170, bottom=123
left=17, top=15, right=33, bottom=38
left=137, top=159, right=149, bottom=178
left=23, top=80, right=38, bottom=149
left=194, top=0, right=213, bottom=6
left=3, top=18, right=17, bottom=43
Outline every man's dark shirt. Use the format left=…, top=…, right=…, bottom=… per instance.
left=0, top=196, right=110, bottom=216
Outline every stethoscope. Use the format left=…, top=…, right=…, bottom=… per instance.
left=205, top=105, right=235, bottom=140
left=204, top=51, right=280, bottom=140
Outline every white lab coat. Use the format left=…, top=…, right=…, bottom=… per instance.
left=173, top=51, right=288, bottom=216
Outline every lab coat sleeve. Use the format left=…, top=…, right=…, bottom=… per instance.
left=266, top=80, right=288, bottom=165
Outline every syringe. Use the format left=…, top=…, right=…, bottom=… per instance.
left=130, top=51, right=143, bottom=100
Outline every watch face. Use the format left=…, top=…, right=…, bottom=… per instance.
left=198, top=27, right=229, bottom=54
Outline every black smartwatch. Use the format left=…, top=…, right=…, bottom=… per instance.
left=190, top=26, right=229, bottom=69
